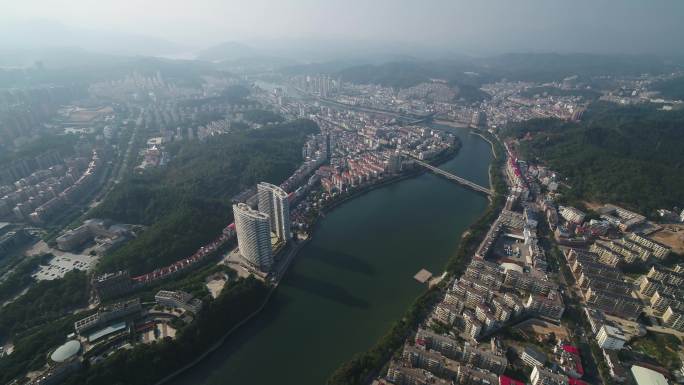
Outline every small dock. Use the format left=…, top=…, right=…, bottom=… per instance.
left=413, top=269, right=433, bottom=284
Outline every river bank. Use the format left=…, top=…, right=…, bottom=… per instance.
left=167, top=124, right=492, bottom=385
left=327, top=127, right=507, bottom=385
left=320, top=145, right=459, bottom=214
left=155, top=284, right=277, bottom=385
left=157, top=145, right=461, bottom=385
left=469, top=129, right=498, bottom=192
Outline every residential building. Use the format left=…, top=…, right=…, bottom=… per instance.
left=434, top=301, right=464, bottom=326
left=584, top=287, right=643, bottom=320
left=524, top=292, right=565, bottom=322
left=649, top=288, right=683, bottom=315
left=386, top=360, right=451, bottom=385
left=492, top=297, right=513, bottom=322
left=444, top=292, right=467, bottom=310
left=521, top=347, right=546, bottom=367
left=626, top=233, right=670, bottom=259
left=464, top=259, right=505, bottom=289
left=638, top=276, right=660, bottom=297
left=530, top=366, right=568, bottom=385
left=475, top=304, right=499, bottom=332
left=452, top=280, right=490, bottom=308
left=233, top=203, right=273, bottom=271
left=597, top=204, right=645, bottom=232
left=504, top=269, right=553, bottom=295
left=415, top=328, right=462, bottom=360
left=662, top=306, right=684, bottom=331
left=647, top=265, right=684, bottom=287
left=583, top=307, right=606, bottom=335
left=462, top=310, right=483, bottom=340
left=559, top=206, right=586, bottom=224
left=462, top=343, right=508, bottom=374
left=456, top=365, right=499, bottom=385
left=596, top=325, right=627, bottom=350
left=402, top=344, right=459, bottom=380
left=0, top=229, right=29, bottom=256
left=590, top=241, right=636, bottom=264
left=503, top=292, right=525, bottom=316
left=257, top=182, right=291, bottom=242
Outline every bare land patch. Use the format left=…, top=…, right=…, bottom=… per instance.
left=651, top=224, right=684, bottom=255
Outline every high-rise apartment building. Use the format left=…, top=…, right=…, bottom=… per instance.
left=233, top=203, right=273, bottom=271
left=257, top=182, right=291, bottom=242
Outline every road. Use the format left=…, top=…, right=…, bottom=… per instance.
left=90, top=107, right=144, bottom=208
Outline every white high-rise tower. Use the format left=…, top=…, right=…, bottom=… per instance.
left=233, top=203, right=273, bottom=271
left=257, top=182, right=291, bottom=242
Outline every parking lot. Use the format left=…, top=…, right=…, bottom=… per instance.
left=27, top=241, right=99, bottom=280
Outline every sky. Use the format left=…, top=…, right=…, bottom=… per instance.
left=2, top=0, right=684, bottom=55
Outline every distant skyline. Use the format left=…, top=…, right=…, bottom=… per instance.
left=2, top=0, right=684, bottom=56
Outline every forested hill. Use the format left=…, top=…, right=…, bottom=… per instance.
left=93, top=119, right=318, bottom=275
left=654, top=76, right=684, bottom=100
left=333, top=53, right=676, bottom=89
left=505, top=102, right=684, bottom=216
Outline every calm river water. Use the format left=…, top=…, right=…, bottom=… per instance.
left=170, top=124, right=493, bottom=385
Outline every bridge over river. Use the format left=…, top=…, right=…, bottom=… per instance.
left=409, top=157, right=494, bottom=196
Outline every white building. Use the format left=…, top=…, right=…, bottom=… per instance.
left=155, top=290, right=202, bottom=313
left=522, top=347, right=546, bottom=367
left=559, top=206, right=586, bottom=224
left=530, top=366, right=567, bottom=385
left=233, top=203, right=273, bottom=271
left=596, top=325, right=627, bottom=350
left=257, top=182, right=291, bottom=242
left=631, top=365, right=669, bottom=385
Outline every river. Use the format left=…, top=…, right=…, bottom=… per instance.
left=169, top=124, right=493, bottom=385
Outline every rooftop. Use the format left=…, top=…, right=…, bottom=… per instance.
left=50, top=340, right=81, bottom=363
left=523, top=346, right=547, bottom=363
left=87, top=321, right=127, bottom=343
left=630, top=365, right=669, bottom=385
left=414, top=269, right=433, bottom=283
left=601, top=325, right=627, bottom=340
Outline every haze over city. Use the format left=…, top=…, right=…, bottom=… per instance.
left=2, top=0, right=684, bottom=58
left=1, top=2, right=684, bottom=385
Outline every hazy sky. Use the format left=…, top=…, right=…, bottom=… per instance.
left=3, top=0, right=684, bottom=54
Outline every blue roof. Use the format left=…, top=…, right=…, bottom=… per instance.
left=88, top=321, right=127, bottom=342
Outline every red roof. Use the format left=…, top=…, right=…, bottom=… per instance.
left=562, top=345, right=584, bottom=376
left=499, top=375, right=525, bottom=385
left=132, top=231, right=230, bottom=283
left=562, top=345, right=580, bottom=355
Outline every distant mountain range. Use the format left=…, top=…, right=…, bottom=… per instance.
left=0, top=20, right=188, bottom=66
left=2, top=21, right=682, bottom=86
left=195, top=41, right=258, bottom=62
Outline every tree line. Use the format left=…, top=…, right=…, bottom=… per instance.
left=506, top=102, right=684, bottom=217
left=93, top=119, right=319, bottom=275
